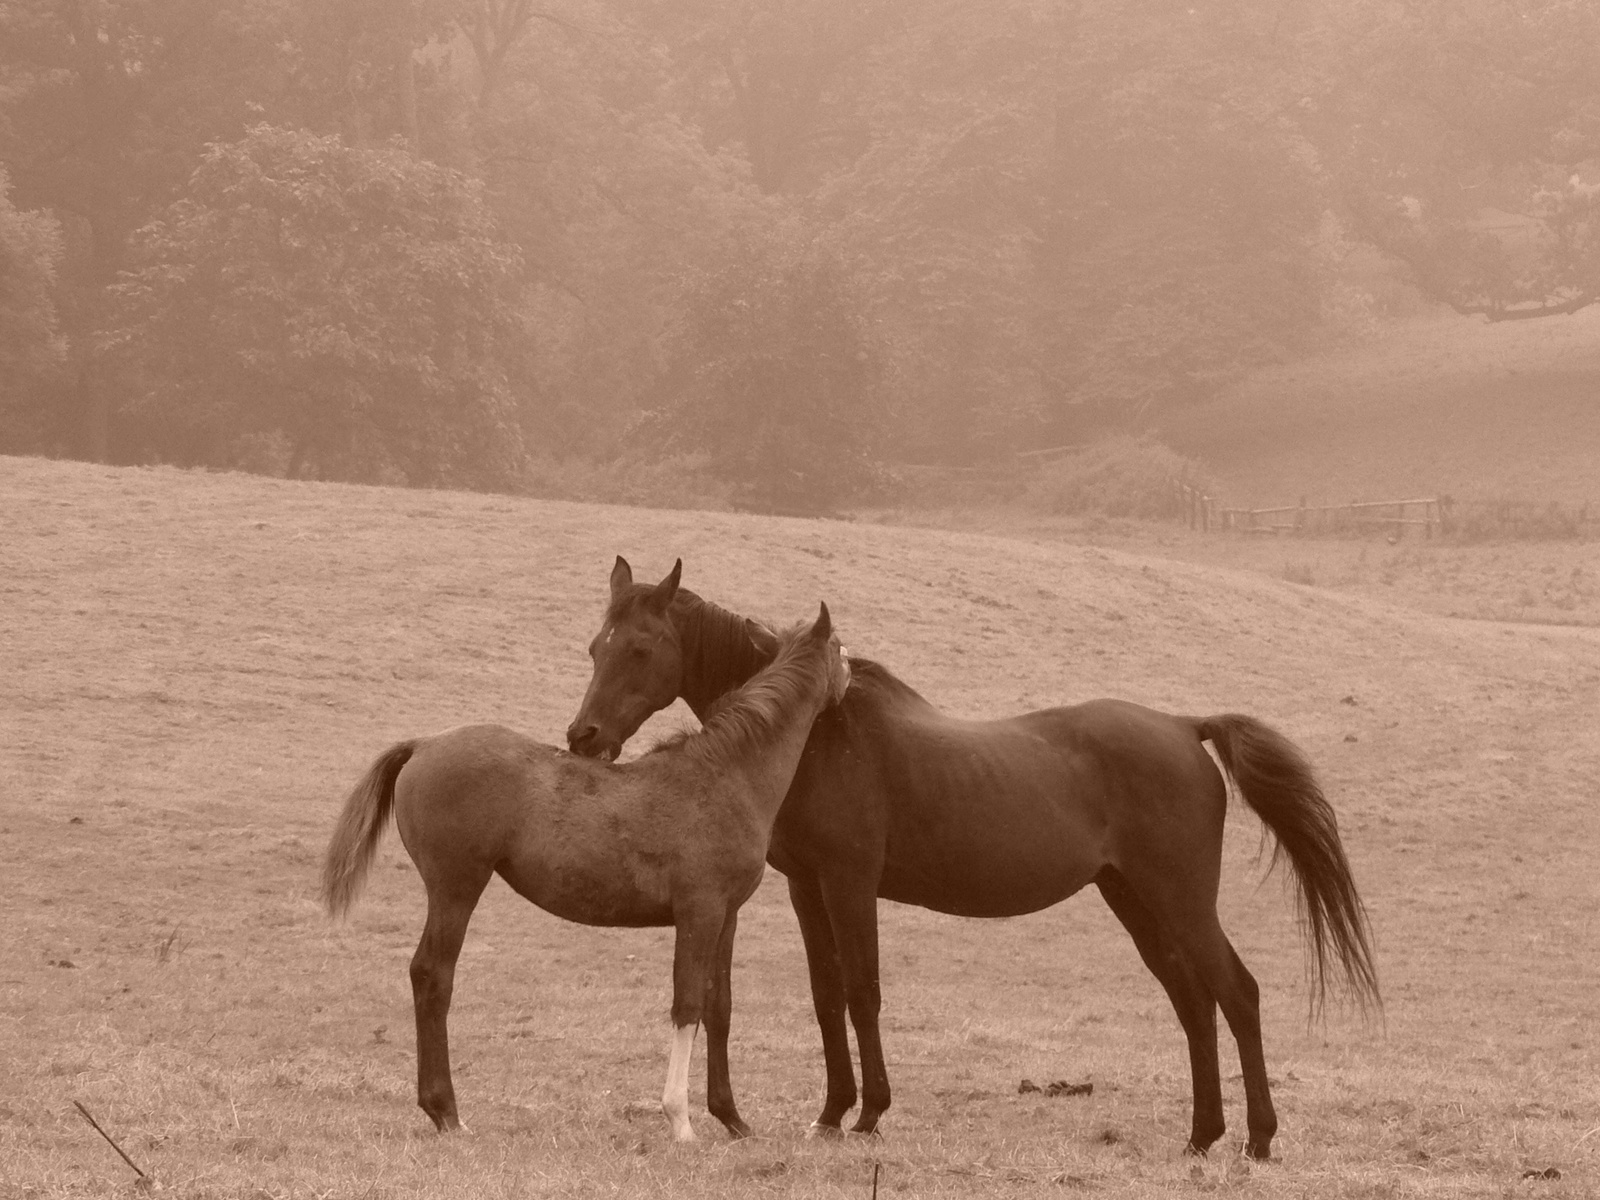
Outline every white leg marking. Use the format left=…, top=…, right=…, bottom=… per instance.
left=661, top=1023, right=699, bottom=1142
left=1201, top=738, right=1236, bottom=805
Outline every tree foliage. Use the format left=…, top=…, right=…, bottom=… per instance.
left=102, top=124, right=524, bottom=485
left=0, top=167, right=66, bottom=444
left=1313, top=0, right=1600, bottom=318
left=663, top=226, right=886, bottom=512
left=2, top=0, right=1596, bottom=494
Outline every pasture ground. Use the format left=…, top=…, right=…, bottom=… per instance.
left=1160, top=307, right=1600, bottom=509
left=875, top=509, right=1600, bottom=630
left=3, top=455, right=1597, bottom=1199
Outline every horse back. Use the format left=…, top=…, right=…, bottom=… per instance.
left=768, top=691, right=1226, bottom=917
left=395, top=724, right=771, bottom=927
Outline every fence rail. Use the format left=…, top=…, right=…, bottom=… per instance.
left=1170, top=482, right=1598, bottom=540
left=1171, top=481, right=1444, bottom=538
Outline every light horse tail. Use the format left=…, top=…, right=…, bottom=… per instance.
left=1198, top=714, right=1381, bottom=1014
left=321, top=739, right=418, bottom=918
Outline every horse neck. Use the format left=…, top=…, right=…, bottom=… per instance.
left=723, top=672, right=829, bottom=831
left=672, top=593, right=773, bottom=722
left=683, top=630, right=831, bottom=829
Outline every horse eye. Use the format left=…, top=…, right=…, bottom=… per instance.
left=629, top=644, right=651, bottom=660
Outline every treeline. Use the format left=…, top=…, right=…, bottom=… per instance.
left=2, top=0, right=1597, bottom=508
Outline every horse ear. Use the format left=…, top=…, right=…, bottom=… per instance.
left=609, top=556, right=633, bottom=601
left=745, top=618, right=780, bottom=659
left=646, top=558, right=682, bottom=612
left=812, top=601, right=832, bottom=641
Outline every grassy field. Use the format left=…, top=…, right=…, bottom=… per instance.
left=877, top=508, right=1600, bottom=630
left=1160, top=307, right=1600, bottom=509
left=3, top=455, right=1598, bottom=1199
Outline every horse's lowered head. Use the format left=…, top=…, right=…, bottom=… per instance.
left=566, top=556, right=685, bottom=761
left=566, top=557, right=849, bottom=762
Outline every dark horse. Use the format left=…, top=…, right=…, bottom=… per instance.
left=322, top=604, right=851, bottom=1141
left=567, top=558, right=1379, bottom=1159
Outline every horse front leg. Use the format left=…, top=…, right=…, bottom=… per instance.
left=787, top=872, right=858, bottom=1132
left=703, top=906, right=752, bottom=1138
left=819, top=877, right=889, bottom=1135
left=409, top=884, right=484, bottom=1131
left=663, top=905, right=725, bottom=1142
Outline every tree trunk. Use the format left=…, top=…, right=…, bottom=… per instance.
left=396, top=0, right=420, bottom=149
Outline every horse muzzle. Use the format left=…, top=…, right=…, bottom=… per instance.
left=567, top=722, right=621, bottom=763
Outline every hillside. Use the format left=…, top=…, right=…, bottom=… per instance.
left=3, top=456, right=1597, bottom=1198
left=1161, top=307, right=1600, bottom=508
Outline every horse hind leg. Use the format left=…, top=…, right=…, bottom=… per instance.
left=410, top=874, right=490, bottom=1132
left=1214, top=938, right=1275, bottom=1161
left=1095, top=866, right=1225, bottom=1155
left=1136, top=884, right=1277, bottom=1160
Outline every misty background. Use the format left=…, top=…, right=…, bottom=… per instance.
left=2, top=0, right=1596, bottom=512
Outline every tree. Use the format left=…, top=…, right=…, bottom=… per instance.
left=1310, top=0, right=1600, bottom=319
left=817, top=0, right=1327, bottom=460
left=661, top=225, right=885, bottom=511
left=101, top=124, right=525, bottom=486
left=0, top=167, right=67, bottom=449
left=631, top=0, right=902, bottom=196
left=450, top=0, right=771, bottom=458
left=0, top=0, right=311, bottom=458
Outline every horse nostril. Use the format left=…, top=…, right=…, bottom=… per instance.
left=567, top=723, right=599, bottom=752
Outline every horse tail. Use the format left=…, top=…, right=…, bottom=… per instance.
left=1198, top=713, right=1381, bottom=1015
left=321, top=739, right=418, bottom=919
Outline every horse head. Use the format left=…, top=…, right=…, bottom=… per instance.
left=567, top=556, right=685, bottom=761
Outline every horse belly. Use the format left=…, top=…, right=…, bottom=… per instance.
left=878, top=829, right=1102, bottom=917
left=497, top=857, right=675, bottom=928
left=878, top=770, right=1107, bottom=918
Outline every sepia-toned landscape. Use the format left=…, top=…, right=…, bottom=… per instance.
left=5, top=2, right=1599, bottom=1196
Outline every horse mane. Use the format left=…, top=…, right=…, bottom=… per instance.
left=650, top=619, right=828, bottom=770
left=656, top=586, right=929, bottom=720
left=679, top=591, right=778, bottom=691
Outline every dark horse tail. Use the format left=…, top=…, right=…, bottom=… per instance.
left=1198, top=714, right=1381, bottom=1014
left=321, top=740, right=418, bottom=919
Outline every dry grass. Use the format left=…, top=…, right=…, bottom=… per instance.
left=1160, top=306, right=1600, bottom=509
left=3, top=455, right=1598, bottom=1199
left=877, top=509, right=1600, bottom=629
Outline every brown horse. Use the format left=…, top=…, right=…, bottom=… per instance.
left=322, top=603, right=851, bottom=1141
left=566, top=558, right=1380, bottom=1160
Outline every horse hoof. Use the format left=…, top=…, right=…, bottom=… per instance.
left=723, top=1119, right=753, bottom=1140
left=1245, top=1142, right=1273, bottom=1163
left=1184, top=1142, right=1208, bottom=1158
left=807, top=1121, right=844, bottom=1140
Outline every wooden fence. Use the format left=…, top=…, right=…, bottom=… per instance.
left=1171, top=482, right=1599, bottom=540
left=1171, top=480, right=1444, bottom=538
